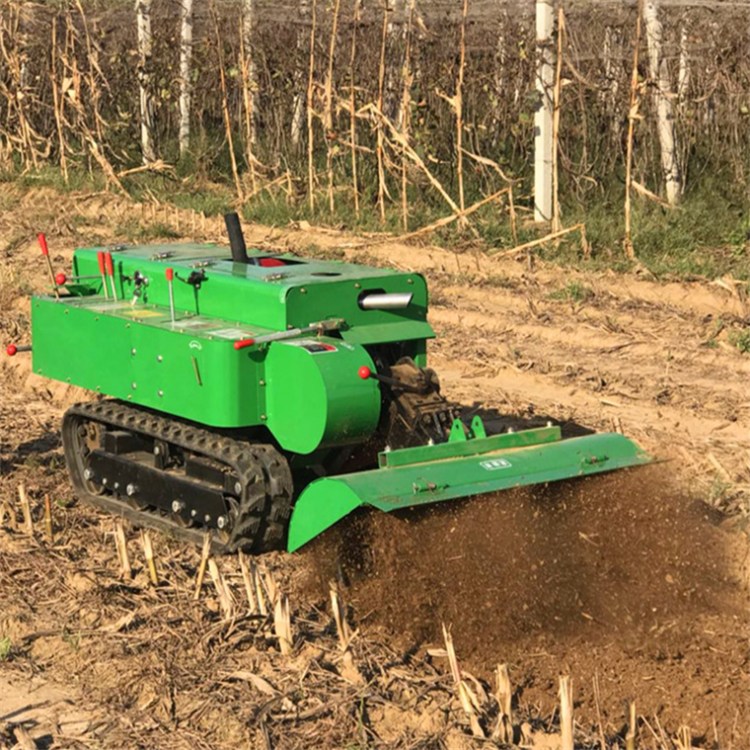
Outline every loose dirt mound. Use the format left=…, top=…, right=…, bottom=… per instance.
left=305, top=466, right=749, bottom=738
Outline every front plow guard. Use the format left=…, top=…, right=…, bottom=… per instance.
left=287, top=425, right=652, bottom=552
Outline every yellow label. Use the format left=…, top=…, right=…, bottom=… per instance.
left=125, top=309, right=163, bottom=319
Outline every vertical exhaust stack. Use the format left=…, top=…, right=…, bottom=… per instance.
left=224, top=212, right=248, bottom=264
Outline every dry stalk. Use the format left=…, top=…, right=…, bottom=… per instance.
left=193, top=532, right=211, bottom=599
left=140, top=530, right=158, bottom=585
left=210, top=0, right=244, bottom=201
left=114, top=520, right=132, bottom=579
left=306, top=0, right=318, bottom=211
left=490, top=222, right=589, bottom=259
left=592, top=672, right=607, bottom=750
left=624, top=0, right=645, bottom=259
left=632, top=179, right=676, bottom=208
left=324, top=0, right=341, bottom=212
left=239, top=0, right=258, bottom=193
left=398, top=187, right=509, bottom=243
left=330, top=582, right=352, bottom=646
left=43, top=494, right=53, bottom=542
left=551, top=6, right=566, bottom=233
left=85, top=135, right=128, bottom=196
left=491, top=664, right=513, bottom=743
left=330, top=582, right=363, bottom=683
left=50, top=17, right=68, bottom=183
left=0, top=501, right=10, bottom=528
left=74, top=0, right=106, bottom=143
left=273, top=592, right=293, bottom=655
left=366, top=104, right=469, bottom=229
left=258, top=566, right=279, bottom=610
left=208, top=558, right=235, bottom=619
left=559, top=675, right=573, bottom=750
left=456, top=0, right=468, bottom=216
left=461, top=149, right=518, bottom=242
left=348, top=0, right=361, bottom=216
left=442, top=624, right=485, bottom=738
left=17, top=484, right=33, bottom=536
left=238, top=551, right=259, bottom=613
left=625, top=700, right=637, bottom=750
left=375, top=1, right=389, bottom=223
left=676, top=725, right=693, bottom=750
left=400, top=0, right=416, bottom=231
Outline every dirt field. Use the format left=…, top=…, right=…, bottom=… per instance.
left=1, top=185, right=749, bottom=749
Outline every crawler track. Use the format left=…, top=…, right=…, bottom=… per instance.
left=62, top=400, right=293, bottom=554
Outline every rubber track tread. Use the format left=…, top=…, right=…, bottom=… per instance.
left=62, top=400, right=293, bottom=554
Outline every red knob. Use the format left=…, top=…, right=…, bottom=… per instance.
left=165, top=267, right=174, bottom=282
left=55, top=272, right=67, bottom=286
left=358, top=365, right=372, bottom=380
left=6, top=344, right=17, bottom=357
left=37, top=233, right=49, bottom=256
left=234, top=338, right=255, bottom=350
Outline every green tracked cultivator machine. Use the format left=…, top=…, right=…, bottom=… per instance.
left=8, top=215, right=651, bottom=553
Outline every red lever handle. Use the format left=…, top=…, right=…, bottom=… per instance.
left=55, top=272, right=67, bottom=286
left=104, top=251, right=114, bottom=277
left=97, top=251, right=106, bottom=275
left=165, top=267, right=174, bottom=282
left=37, top=233, right=49, bottom=256
left=234, top=338, right=256, bottom=350
left=6, top=344, right=31, bottom=356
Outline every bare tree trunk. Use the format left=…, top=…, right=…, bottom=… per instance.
left=179, top=0, right=193, bottom=156
left=136, top=0, right=156, bottom=164
left=534, top=0, right=554, bottom=223
left=291, top=0, right=309, bottom=148
left=643, top=0, right=680, bottom=204
left=678, top=18, right=690, bottom=108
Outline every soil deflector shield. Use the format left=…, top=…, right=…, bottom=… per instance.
left=287, top=420, right=652, bottom=552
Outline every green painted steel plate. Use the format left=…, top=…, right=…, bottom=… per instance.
left=287, top=431, right=652, bottom=551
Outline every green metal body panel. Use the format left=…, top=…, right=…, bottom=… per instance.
left=287, top=429, right=652, bottom=551
left=264, top=339, right=380, bottom=454
left=31, top=242, right=426, bottom=452
left=32, top=296, right=263, bottom=427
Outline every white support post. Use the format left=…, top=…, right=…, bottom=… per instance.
left=643, top=0, right=681, bottom=204
left=534, top=0, right=554, bottom=223
left=178, top=0, right=193, bottom=156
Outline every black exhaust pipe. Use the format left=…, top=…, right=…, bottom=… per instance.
left=224, top=212, right=248, bottom=263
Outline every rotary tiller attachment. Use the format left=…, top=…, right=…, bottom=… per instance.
left=287, top=418, right=651, bottom=551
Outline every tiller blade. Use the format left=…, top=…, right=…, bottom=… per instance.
left=287, top=420, right=651, bottom=552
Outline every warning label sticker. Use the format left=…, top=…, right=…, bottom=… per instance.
left=286, top=338, right=337, bottom=353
